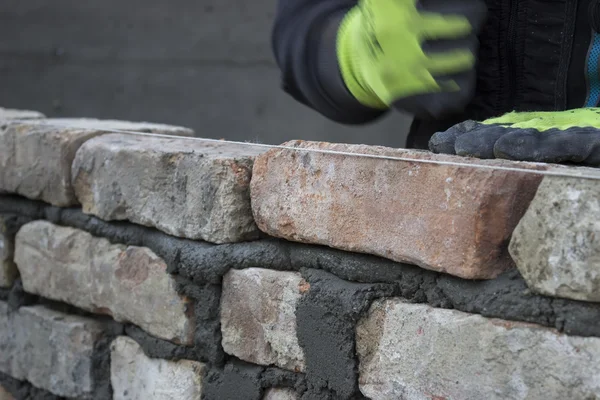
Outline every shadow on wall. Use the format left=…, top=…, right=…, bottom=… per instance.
left=0, top=0, right=412, bottom=147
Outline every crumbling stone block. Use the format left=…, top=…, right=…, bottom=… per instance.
left=251, top=141, right=545, bottom=279
left=0, top=301, right=105, bottom=398
left=221, top=268, right=306, bottom=372
left=510, top=177, right=600, bottom=302
left=15, top=220, right=195, bottom=345
left=71, top=133, right=265, bottom=243
left=0, top=118, right=192, bottom=206
left=356, top=299, right=600, bottom=399
left=110, top=336, right=205, bottom=400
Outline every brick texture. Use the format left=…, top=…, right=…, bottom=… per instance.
left=0, top=301, right=105, bottom=399
left=221, top=268, right=306, bottom=372
left=15, top=220, right=195, bottom=345
left=250, top=141, right=545, bottom=279
left=356, top=299, right=600, bottom=399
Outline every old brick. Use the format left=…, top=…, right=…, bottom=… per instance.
left=15, top=220, right=194, bottom=345
left=510, top=177, right=600, bottom=302
left=356, top=299, right=600, bottom=400
left=0, top=107, right=45, bottom=121
left=221, top=268, right=305, bottom=372
left=250, top=141, right=549, bottom=279
left=110, top=336, right=205, bottom=400
left=0, top=301, right=105, bottom=398
left=0, top=118, right=192, bottom=206
left=0, top=217, right=17, bottom=288
left=71, top=133, right=264, bottom=243
left=263, top=388, right=299, bottom=400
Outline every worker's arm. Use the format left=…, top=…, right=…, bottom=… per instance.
left=271, top=0, right=384, bottom=124
left=271, top=0, right=488, bottom=124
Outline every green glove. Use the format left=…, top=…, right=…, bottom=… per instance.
left=429, top=108, right=600, bottom=165
left=337, top=0, right=487, bottom=118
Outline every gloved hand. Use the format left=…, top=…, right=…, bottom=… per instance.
left=337, top=0, right=487, bottom=118
left=429, top=108, right=600, bottom=166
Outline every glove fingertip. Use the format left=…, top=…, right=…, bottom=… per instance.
left=428, top=119, right=482, bottom=154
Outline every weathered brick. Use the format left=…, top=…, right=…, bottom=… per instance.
left=356, top=299, right=600, bottom=400
left=110, top=336, right=205, bottom=400
left=510, top=177, right=600, bottom=302
left=221, top=268, right=306, bottom=372
left=0, top=385, right=14, bottom=400
left=0, top=118, right=192, bottom=206
left=263, top=388, right=299, bottom=400
left=0, top=107, right=44, bottom=121
left=15, top=220, right=195, bottom=345
left=71, top=133, right=264, bottom=243
left=250, top=141, right=548, bottom=279
left=0, top=301, right=105, bottom=398
left=0, top=217, right=17, bottom=288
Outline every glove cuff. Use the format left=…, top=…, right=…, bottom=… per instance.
left=337, top=7, right=388, bottom=110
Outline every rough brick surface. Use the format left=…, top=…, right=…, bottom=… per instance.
left=221, top=268, right=306, bottom=372
left=510, top=177, right=600, bottom=302
left=15, top=220, right=194, bottom=344
left=71, top=133, right=264, bottom=243
left=0, top=217, right=17, bottom=288
left=0, top=301, right=105, bottom=398
left=0, top=118, right=192, bottom=206
left=0, top=107, right=44, bottom=121
left=263, top=388, right=299, bottom=400
left=251, top=141, right=546, bottom=279
left=110, top=336, right=205, bottom=400
left=356, top=299, right=600, bottom=400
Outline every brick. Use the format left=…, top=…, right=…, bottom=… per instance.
left=0, top=107, right=44, bottom=121
left=263, top=388, right=299, bottom=400
left=0, top=385, right=14, bottom=400
left=0, top=118, right=192, bottom=206
left=110, top=336, right=205, bottom=400
left=0, top=301, right=105, bottom=398
left=250, top=141, right=550, bottom=279
left=510, top=177, right=600, bottom=302
left=221, top=268, right=306, bottom=372
left=0, top=216, right=17, bottom=288
left=71, top=133, right=264, bottom=243
left=15, top=220, right=195, bottom=345
left=356, top=299, right=600, bottom=400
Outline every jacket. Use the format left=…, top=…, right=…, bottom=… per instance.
left=271, top=0, right=598, bottom=149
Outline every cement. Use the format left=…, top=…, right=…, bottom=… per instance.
left=1, top=195, right=600, bottom=338
left=296, top=269, right=393, bottom=399
left=201, top=360, right=304, bottom=400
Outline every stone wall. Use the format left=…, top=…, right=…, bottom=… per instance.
left=1, top=107, right=600, bottom=400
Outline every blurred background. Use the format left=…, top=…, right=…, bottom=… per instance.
left=0, top=0, right=412, bottom=147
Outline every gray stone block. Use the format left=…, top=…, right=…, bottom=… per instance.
left=0, top=301, right=105, bottom=398
left=72, top=133, right=264, bottom=243
left=0, top=118, right=192, bottom=206
left=110, top=336, right=205, bottom=400
left=263, top=388, right=298, bottom=400
left=510, top=177, right=600, bottom=302
left=221, top=268, right=306, bottom=372
left=356, top=299, right=600, bottom=400
left=15, top=220, right=195, bottom=345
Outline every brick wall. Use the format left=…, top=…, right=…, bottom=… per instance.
left=1, top=107, right=600, bottom=399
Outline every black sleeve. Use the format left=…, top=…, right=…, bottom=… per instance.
left=271, top=0, right=388, bottom=124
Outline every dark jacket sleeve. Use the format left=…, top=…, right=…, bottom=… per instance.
left=271, top=0, right=388, bottom=124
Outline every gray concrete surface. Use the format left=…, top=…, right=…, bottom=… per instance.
left=0, top=0, right=412, bottom=147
